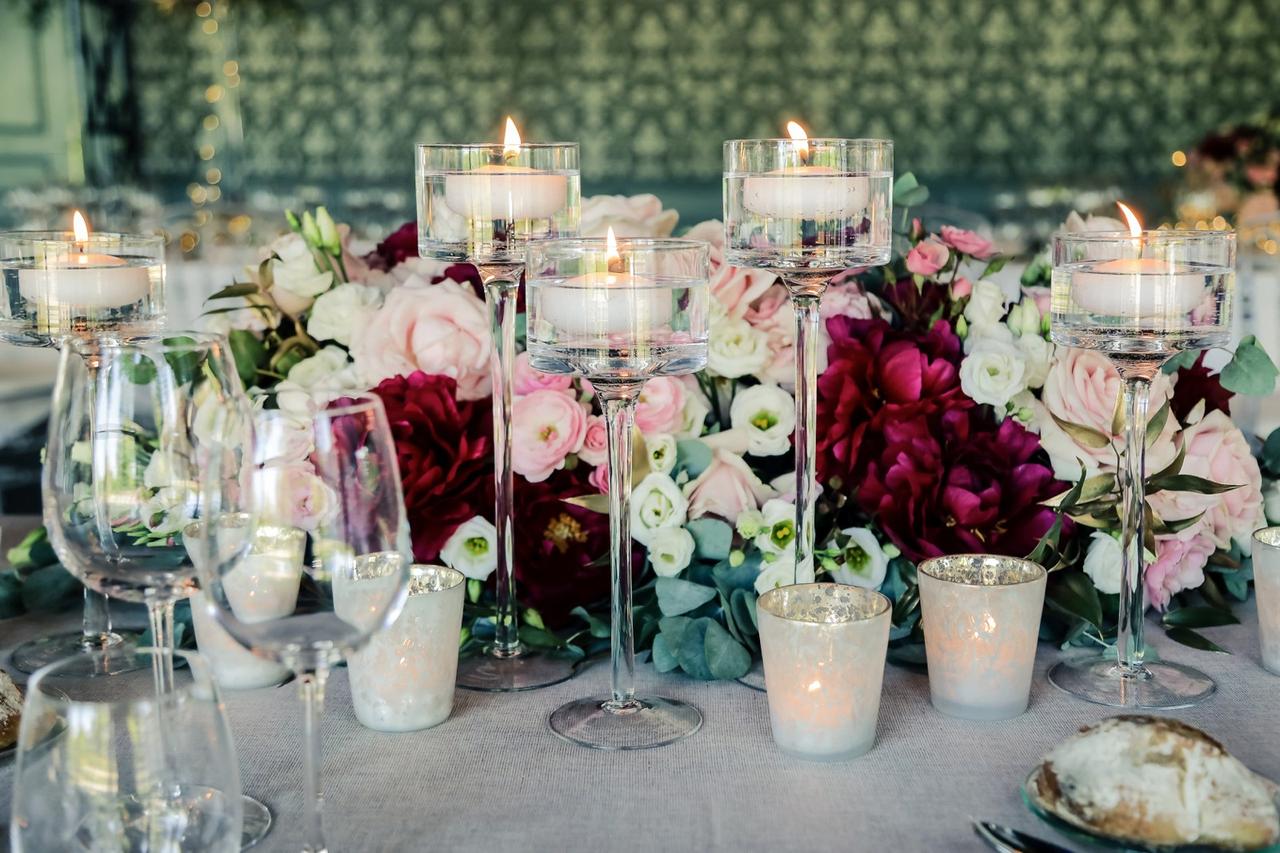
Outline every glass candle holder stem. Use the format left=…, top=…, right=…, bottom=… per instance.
left=478, top=261, right=524, bottom=659
left=787, top=278, right=828, bottom=582
left=299, top=667, right=329, bottom=853
left=145, top=595, right=177, bottom=695
left=1116, top=371, right=1153, bottom=674
left=600, top=381, right=643, bottom=707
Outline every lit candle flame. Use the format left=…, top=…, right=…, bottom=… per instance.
left=605, top=226, right=622, bottom=273
left=786, top=120, right=809, bottom=160
left=1116, top=201, right=1143, bottom=238
left=72, top=210, right=90, bottom=243
left=503, top=116, right=521, bottom=158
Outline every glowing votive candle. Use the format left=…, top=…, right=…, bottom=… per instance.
left=757, top=583, right=891, bottom=761
left=1071, top=256, right=1206, bottom=318
left=1250, top=528, right=1280, bottom=676
left=18, top=254, right=149, bottom=308
left=346, top=565, right=465, bottom=732
left=443, top=165, right=567, bottom=221
left=538, top=229, right=673, bottom=336
left=742, top=167, right=870, bottom=220
left=917, top=555, right=1046, bottom=721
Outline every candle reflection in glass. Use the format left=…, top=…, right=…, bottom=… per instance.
left=757, top=583, right=890, bottom=761
left=917, top=555, right=1046, bottom=721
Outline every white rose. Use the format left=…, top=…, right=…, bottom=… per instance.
left=440, top=516, right=498, bottom=581
left=1083, top=531, right=1123, bottom=595
left=754, top=548, right=814, bottom=595
left=960, top=337, right=1027, bottom=410
left=580, top=194, right=678, bottom=238
left=645, top=433, right=678, bottom=475
left=1016, top=332, right=1053, bottom=390
left=707, top=317, right=771, bottom=379
left=830, top=527, right=889, bottom=589
left=649, top=526, right=696, bottom=577
left=729, top=383, right=795, bottom=457
left=630, top=473, right=688, bottom=546
left=279, top=346, right=363, bottom=414
left=268, top=233, right=333, bottom=312
left=963, top=279, right=1006, bottom=329
left=307, top=283, right=382, bottom=346
left=755, top=498, right=796, bottom=557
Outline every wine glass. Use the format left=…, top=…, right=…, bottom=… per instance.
left=2, top=223, right=166, bottom=676
left=723, top=133, right=893, bottom=587
left=416, top=128, right=581, bottom=691
left=196, top=391, right=412, bottom=852
left=41, top=331, right=277, bottom=847
left=1047, top=220, right=1235, bottom=708
left=10, top=647, right=243, bottom=852
left=526, top=235, right=710, bottom=750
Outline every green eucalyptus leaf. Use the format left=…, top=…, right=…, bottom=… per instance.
left=686, top=518, right=732, bottom=562
left=1164, top=626, right=1229, bottom=654
left=1161, top=605, right=1239, bottom=629
left=656, top=577, right=717, bottom=616
left=730, top=588, right=758, bottom=635
left=570, top=606, right=611, bottom=639
left=712, top=552, right=761, bottom=594
left=652, top=632, right=680, bottom=673
left=676, top=440, right=713, bottom=478
left=1049, top=412, right=1111, bottom=449
left=657, top=615, right=693, bottom=649
left=675, top=618, right=714, bottom=680
left=7, top=525, right=55, bottom=570
left=1219, top=335, right=1279, bottom=395
left=516, top=625, right=563, bottom=649
left=1162, top=349, right=1200, bottom=374
left=1261, top=427, right=1280, bottom=476
left=20, top=564, right=81, bottom=613
left=703, top=619, right=751, bottom=680
left=893, top=172, right=930, bottom=208
left=0, top=572, right=23, bottom=618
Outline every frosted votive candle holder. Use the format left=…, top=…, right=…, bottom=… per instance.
left=1250, top=528, right=1280, bottom=676
left=917, top=554, right=1046, bottom=720
left=757, top=583, right=891, bottom=761
left=347, top=564, right=466, bottom=732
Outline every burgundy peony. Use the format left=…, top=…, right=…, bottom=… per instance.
left=372, top=371, right=493, bottom=562
left=1169, top=351, right=1232, bottom=424
left=366, top=221, right=418, bottom=271
left=859, top=408, right=1067, bottom=562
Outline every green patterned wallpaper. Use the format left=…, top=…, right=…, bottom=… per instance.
left=128, top=0, right=1280, bottom=215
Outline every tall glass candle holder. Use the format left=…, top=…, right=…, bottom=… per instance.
left=416, top=125, right=580, bottom=693
left=526, top=235, right=709, bottom=750
left=723, top=134, right=892, bottom=583
left=3, top=220, right=164, bottom=678
left=1250, top=528, right=1280, bottom=676
left=1048, top=216, right=1234, bottom=708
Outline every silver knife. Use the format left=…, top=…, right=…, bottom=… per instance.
left=972, top=819, right=1075, bottom=853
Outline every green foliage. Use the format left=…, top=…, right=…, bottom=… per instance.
left=656, top=577, right=717, bottom=616
left=685, top=518, right=732, bottom=562
left=1219, top=335, right=1279, bottom=395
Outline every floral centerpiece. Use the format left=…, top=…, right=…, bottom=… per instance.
left=193, top=187, right=1278, bottom=679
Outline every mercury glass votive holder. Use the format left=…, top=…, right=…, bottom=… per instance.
left=1250, top=528, right=1280, bottom=676
left=918, top=555, right=1047, bottom=721
left=757, top=583, right=891, bottom=761
left=347, top=564, right=466, bottom=732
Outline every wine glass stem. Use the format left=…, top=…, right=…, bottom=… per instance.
left=299, top=668, right=329, bottom=853
left=791, top=291, right=822, bottom=583
left=1116, top=375, right=1151, bottom=674
left=145, top=596, right=176, bottom=695
left=600, top=382, right=644, bottom=709
left=81, top=587, right=112, bottom=646
left=484, top=273, right=522, bottom=658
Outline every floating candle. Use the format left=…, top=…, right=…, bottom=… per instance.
left=538, top=227, right=673, bottom=336
left=16, top=211, right=150, bottom=308
left=442, top=117, right=568, bottom=221
left=741, top=122, right=870, bottom=219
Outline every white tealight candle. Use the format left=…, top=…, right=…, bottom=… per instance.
left=742, top=166, right=870, bottom=220
left=1071, top=257, right=1206, bottom=318
left=18, top=254, right=150, bottom=309
left=444, top=164, right=568, bottom=221
left=539, top=227, right=673, bottom=337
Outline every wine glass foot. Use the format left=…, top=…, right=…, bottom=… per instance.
left=549, top=695, right=702, bottom=750
left=9, top=631, right=143, bottom=676
left=1047, top=654, right=1216, bottom=709
left=455, top=647, right=576, bottom=692
left=240, top=795, right=273, bottom=849
left=735, top=659, right=766, bottom=692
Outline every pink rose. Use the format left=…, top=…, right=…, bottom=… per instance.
left=1035, top=348, right=1175, bottom=480
left=253, top=461, right=338, bottom=532
left=820, top=282, right=876, bottom=321
left=951, top=277, right=973, bottom=299
left=1149, top=410, right=1263, bottom=550
left=511, top=389, right=587, bottom=483
left=1022, top=286, right=1052, bottom=315
left=684, top=220, right=725, bottom=268
left=1146, top=534, right=1214, bottom=610
left=748, top=288, right=828, bottom=386
left=711, top=264, right=776, bottom=319
left=578, top=415, right=608, bottom=466
left=588, top=462, right=610, bottom=494
left=684, top=450, right=777, bottom=521
left=351, top=276, right=492, bottom=400
left=905, top=238, right=949, bottom=276
left=513, top=351, right=573, bottom=396
left=939, top=225, right=997, bottom=259
left=635, top=377, right=686, bottom=435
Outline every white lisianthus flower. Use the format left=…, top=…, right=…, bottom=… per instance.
left=707, top=317, right=771, bottom=379
left=144, top=449, right=179, bottom=490
left=963, top=279, right=1006, bottom=328
left=830, top=527, right=889, bottom=589
left=729, top=383, right=795, bottom=457
left=676, top=380, right=712, bottom=439
left=1007, top=299, right=1041, bottom=338
left=648, top=526, right=696, bottom=578
left=1064, top=211, right=1127, bottom=233
left=960, top=336, right=1028, bottom=411
left=754, top=548, right=814, bottom=595
left=268, top=233, right=333, bottom=312
left=735, top=507, right=766, bottom=540
left=630, top=473, right=689, bottom=546
left=963, top=319, right=1014, bottom=354
left=579, top=194, right=679, bottom=238
left=1083, top=531, right=1123, bottom=595
left=440, top=516, right=498, bottom=581
left=755, top=498, right=796, bottom=557
left=202, top=294, right=276, bottom=338
left=1016, top=332, right=1054, bottom=390
left=307, top=283, right=382, bottom=346
left=142, top=484, right=198, bottom=536
left=645, top=433, right=678, bottom=475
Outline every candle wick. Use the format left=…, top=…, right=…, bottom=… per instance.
left=607, top=257, right=624, bottom=274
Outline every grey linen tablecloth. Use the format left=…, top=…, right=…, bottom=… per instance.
left=1, top=551, right=1276, bottom=851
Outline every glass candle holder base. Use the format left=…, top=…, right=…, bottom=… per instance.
left=241, top=795, right=273, bottom=850
left=930, top=694, right=1029, bottom=722
left=777, top=735, right=875, bottom=763
left=9, top=630, right=143, bottom=676
left=1047, top=654, right=1216, bottom=709
left=548, top=695, right=702, bottom=751
left=736, top=659, right=766, bottom=692
left=456, top=647, right=576, bottom=692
